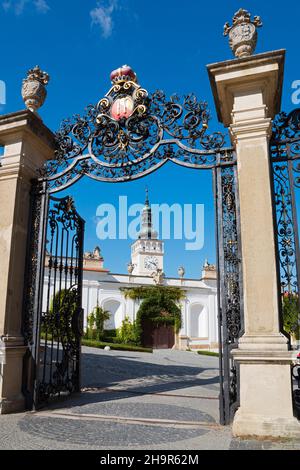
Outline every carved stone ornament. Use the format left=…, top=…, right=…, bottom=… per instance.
left=127, top=262, right=135, bottom=275
left=224, top=8, right=262, bottom=58
left=203, top=259, right=216, bottom=271
left=151, top=268, right=165, bottom=285
left=21, top=65, right=50, bottom=112
left=178, top=266, right=185, bottom=278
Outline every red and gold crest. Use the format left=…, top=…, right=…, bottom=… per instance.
left=97, top=65, right=147, bottom=128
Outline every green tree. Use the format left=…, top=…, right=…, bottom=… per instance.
left=121, top=286, right=184, bottom=345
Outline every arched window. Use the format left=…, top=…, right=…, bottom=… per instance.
left=101, top=299, right=123, bottom=329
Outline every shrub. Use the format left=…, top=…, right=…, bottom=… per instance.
left=116, top=316, right=139, bottom=345
left=104, top=329, right=117, bottom=337
left=43, top=288, right=78, bottom=340
left=102, top=329, right=118, bottom=343
left=86, top=305, right=110, bottom=341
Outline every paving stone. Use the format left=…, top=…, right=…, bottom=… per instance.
left=0, top=348, right=299, bottom=450
left=56, top=401, right=216, bottom=423
left=18, top=416, right=209, bottom=447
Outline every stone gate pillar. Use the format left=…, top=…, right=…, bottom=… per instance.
left=0, top=110, right=54, bottom=413
left=208, top=50, right=300, bottom=438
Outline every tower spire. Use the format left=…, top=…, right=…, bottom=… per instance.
left=130, top=188, right=164, bottom=275
left=138, top=188, right=157, bottom=240
left=145, top=186, right=149, bottom=207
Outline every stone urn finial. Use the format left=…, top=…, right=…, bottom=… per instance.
left=22, top=65, right=50, bottom=112
left=178, top=266, right=185, bottom=279
left=224, top=8, right=262, bottom=59
left=127, top=262, right=135, bottom=275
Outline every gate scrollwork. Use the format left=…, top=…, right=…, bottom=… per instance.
left=42, top=65, right=229, bottom=190
left=271, top=108, right=300, bottom=420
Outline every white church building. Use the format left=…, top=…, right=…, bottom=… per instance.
left=79, top=191, right=219, bottom=351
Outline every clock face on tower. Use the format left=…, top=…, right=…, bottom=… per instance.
left=144, top=256, right=158, bottom=271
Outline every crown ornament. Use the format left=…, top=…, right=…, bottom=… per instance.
left=97, top=65, right=147, bottom=127
left=110, top=65, right=137, bottom=85
left=224, top=8, right=262, bottom=59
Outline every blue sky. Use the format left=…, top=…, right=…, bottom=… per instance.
left=1, top=0, right=300, bottom=277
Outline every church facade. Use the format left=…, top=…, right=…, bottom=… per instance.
left=79, top=191, right=219, bottom=351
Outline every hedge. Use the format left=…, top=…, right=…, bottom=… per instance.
left=40, top=333, right=152, bottom=353
left=82, top=339, right=153, bottom=353
left=197, top=350, right=219, bottom=357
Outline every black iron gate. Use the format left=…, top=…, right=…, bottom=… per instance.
left=22, top=181, right=84, bottom=409
left=270, top=108, right=300, bottom=419
left=21, top=65, right=243, bottom=422
left=215, top=163, right=243, bottom=424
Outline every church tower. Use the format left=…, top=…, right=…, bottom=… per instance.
left=130, top=189, right=164, bottom=276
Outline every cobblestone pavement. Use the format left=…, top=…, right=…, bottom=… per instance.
left=0, top=347, right=299, bottom=450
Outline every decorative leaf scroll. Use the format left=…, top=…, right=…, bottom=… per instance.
left=271, top=109, right=300, bottom=191
left=271, top=109, right=300, bottom=420
left=271, top=108, right=300, bottom=143
left=270, top=110, right=300, bottom=307
left=272, top=163, right=299, bottom=296
left=221, top=169, right=241, bottom=344
left=40, top=68, right=231, bottom=191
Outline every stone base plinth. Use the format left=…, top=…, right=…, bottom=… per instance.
left=0, top=341, right=27, bottom=415
left=177, top=336, right=189, bottom=350
left=0, top=396, right=26, bottom=414
left=233, top=410, right=300, bottom=439
left=232, top=346, right=300, bottom=439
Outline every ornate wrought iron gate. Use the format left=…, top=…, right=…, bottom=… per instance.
left=22, top=182, right=84, bottom=409
left=22, top=65, right=243, bottom=423
left=215, top=163, right=243, bottom=424
left=270, top=109, right=300, bottom=419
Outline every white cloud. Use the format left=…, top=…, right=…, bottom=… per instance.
left=90, top=0, right=119, bottom=38
left=15, top=0, right=28, bottom=15
left=34, top=0, right=49, bottom=13
left=2, top=1, right=12, bottom=12
left=1, top=0, right=50, bottom=15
